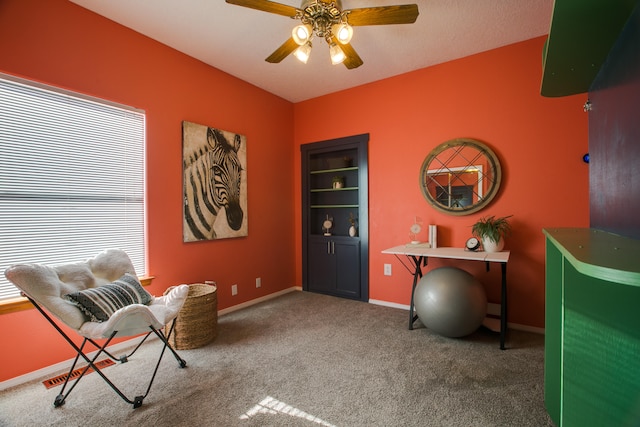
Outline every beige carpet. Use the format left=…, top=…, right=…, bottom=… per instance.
left=0, top=291, right=553, bottom=426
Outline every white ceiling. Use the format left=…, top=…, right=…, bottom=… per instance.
left=69, top=0, right=554, bottom=103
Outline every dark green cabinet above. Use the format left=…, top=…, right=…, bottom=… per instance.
left=540, top=0, right=638, bottom=97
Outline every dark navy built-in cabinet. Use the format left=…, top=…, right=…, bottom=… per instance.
left=301, top=134, right=369, bottom=301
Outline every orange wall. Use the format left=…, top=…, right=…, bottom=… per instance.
left=0, top=0, right=589, bottom=383
left=0, top=0, right=295, bottom=381
left=293, top=37, right=589, bottom=329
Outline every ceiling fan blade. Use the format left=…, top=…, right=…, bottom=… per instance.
left=266, top=37, right=300, bottom=63
left=346, top=4, right=419, bottom=26
left=225, top=0, right=299, bottom=17
left=334, top=39, right=363, bottom=70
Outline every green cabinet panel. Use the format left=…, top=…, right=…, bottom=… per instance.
left=563, top=260, right=640, bottom=426
left=544, top=241, right=563, bottom=425
left=540, top=0, right=637, bottom=97
left=543, top=228, right=640, bottom=426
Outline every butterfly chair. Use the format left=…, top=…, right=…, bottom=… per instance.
left=4, top=249, right=189, bottom=409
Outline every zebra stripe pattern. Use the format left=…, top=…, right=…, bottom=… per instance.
left=184, top=126, right=244, bottom=241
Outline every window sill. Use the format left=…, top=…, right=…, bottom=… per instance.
left=0, top=276, right=155, bottom=315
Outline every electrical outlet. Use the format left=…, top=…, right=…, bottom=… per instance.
left=256, top=277, right=261, bottom=288
left=231, top=284, right=238, bottom=296
left=384, top=264, right=392, bottom=276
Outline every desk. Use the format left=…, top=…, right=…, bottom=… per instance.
left=382, top=245, right=510, bottom=349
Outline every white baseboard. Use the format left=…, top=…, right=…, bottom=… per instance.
left=2, top=287, right=542, bottom=391
left=509, top=323, right=545, bottom=334
left=218, top=286, right=300, bottom=316
left=1, top=286, right=302, bottom=392
left=368, top=299, right=411, bottom=311
left=0, top=334, right=150, bottom=392
left=368, top=299, right=544, bottom=334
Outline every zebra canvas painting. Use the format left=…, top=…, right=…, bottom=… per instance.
left=183, top=121, right=247, bottom=242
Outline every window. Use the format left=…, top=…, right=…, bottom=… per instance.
left=0, top=74, right=146, bottom=301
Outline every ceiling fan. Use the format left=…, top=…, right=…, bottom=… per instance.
left=225, top=0, right=419, bottom=69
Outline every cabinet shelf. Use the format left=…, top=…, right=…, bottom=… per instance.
left=311, top=187, right=358, bottom=192
left=311, top=204, right=359, bottom=209
left=310, top=166, right=358, bottom=174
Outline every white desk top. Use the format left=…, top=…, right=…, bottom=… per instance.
left=382, top=245, right=510, bottom=263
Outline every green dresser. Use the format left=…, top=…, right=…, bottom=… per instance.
left=544, top=228, right=640, bottom=426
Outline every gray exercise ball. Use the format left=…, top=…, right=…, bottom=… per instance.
left=414, top=267, right=487, bottom=338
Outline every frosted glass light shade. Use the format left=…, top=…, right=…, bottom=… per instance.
left=292, top=24, right=312, bottom=45
left=294, top=42, right=312, bottom=63
left=332, top=23, right=353, bottom=44
left=329, top=43, right=346, bottom=65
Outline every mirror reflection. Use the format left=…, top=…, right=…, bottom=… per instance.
left=420, top=138, right=502, bottom=215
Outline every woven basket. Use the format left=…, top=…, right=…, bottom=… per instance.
left=165, top=283, right=217, bottom=350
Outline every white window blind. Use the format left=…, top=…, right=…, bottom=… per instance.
left=0, top=74, right=146, bottom=301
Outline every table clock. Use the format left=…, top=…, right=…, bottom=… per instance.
left=465, top=237, right=480, bottom=251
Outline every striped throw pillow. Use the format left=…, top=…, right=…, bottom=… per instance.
left=64, top=273, right=152, bottom=323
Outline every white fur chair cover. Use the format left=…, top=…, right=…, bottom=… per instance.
left=4, top=249, right=189, bottom=340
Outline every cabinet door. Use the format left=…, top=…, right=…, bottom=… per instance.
left=544, top=239, right=562, bottom=426
left=307, top=239, right=336, bottom=293
left=563, top=261, right=640, bottom=427
left=335, top=239, right=360, bottom=298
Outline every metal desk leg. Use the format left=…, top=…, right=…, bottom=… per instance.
left=408, top=255, right=424, bottom=330
left=500, top=262, right=507, bottom=350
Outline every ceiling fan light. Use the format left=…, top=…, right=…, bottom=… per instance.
left=329, top=43, right=346, bottom=65
left=332, top=23, right=353, bottom=44
left=294, top=42, right=312, bottom=63
left=292, top=24, right=313, bottom=45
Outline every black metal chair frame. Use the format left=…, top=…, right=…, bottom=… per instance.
left=26, top=295, right=187, bottom=409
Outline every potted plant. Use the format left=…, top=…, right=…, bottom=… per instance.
left=332, top=176, right=345, bottom=189
left=471, top=215, right=512, bottom=252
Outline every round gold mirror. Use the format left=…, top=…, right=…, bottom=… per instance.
left=419, top=138, right=502, bottom=215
